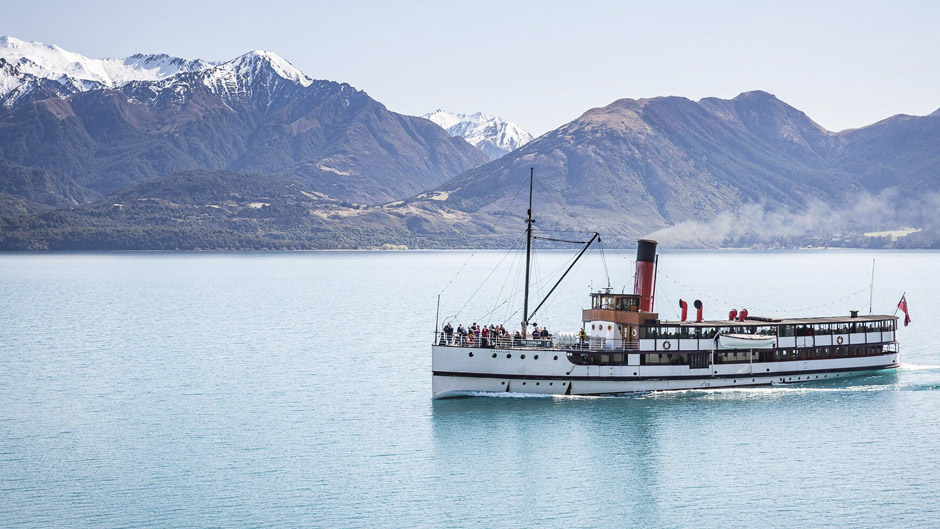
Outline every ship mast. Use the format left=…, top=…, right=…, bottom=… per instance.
left=522, top=168, right=535, bottom=337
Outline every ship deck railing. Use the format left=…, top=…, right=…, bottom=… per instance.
left=434, top=332, right=900, bottom=354
left=434, top=333, right=639, bottom=352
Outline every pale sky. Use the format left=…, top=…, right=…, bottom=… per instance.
left=3, top=0, right=938, bottom=135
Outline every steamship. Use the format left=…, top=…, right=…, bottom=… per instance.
left=431, top=170, right=901, bottom=398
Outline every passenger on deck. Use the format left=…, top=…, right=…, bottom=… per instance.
left=443, top=322, right=454, bottom=344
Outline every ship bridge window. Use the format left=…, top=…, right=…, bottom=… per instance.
left=615, top=297, right=639, bottom=312
left=592, top=294, right=640, bottom=312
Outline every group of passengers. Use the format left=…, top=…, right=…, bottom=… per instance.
left=441, top=322, right=552, bottom=347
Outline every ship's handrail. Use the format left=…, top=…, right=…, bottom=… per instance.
left=433, top=331, right=899, bottom=354
left=433, top=332, right=639, bottom=351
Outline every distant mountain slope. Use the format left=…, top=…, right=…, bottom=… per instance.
left=0, top=38, right=487, bottom=204
left=829, top=113, right=940, bottom=194
left=0, top=159, right=97, bottom=209
left=369, top=91, right=940, bottom=246
left=405, top=93, right=854, bottom=240
left=0, top=170, right=420, bottom=250
left=423, top=110, right=532, bottom=159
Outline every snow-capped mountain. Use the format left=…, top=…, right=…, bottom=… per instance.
left=0, top=36, right=213, bottom=108
left=197, top=50, right=314, bottom=112
left=423, top=110, right=532, bottom=160
left=0, top=36, right=487, bottom=205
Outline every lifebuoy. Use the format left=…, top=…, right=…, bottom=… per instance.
left=663, top=340, right=672, bottom=350
left=631, top=328, right=638, bottom=338
left=837, top=336, right=844, bottom=345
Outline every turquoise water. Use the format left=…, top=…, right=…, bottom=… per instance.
left=1, top=250, right=938, bottom=528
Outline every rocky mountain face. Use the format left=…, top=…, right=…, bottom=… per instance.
left=423, top=110, right=532, bottom=159
left=381, top=91, right=940, bottom=246
left=0, top=37, right=487, bottom=207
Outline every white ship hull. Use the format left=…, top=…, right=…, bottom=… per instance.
left=431, top=345, right=899, bottom=398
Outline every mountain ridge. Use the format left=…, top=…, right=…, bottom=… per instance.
left=423, top=109, right=532, bottom=159
left=0, top=36, right=487, bottom=205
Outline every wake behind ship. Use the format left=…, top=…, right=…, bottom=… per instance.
left=431, top=171, right=902, bottom=398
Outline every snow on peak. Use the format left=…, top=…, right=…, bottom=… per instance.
left=0, top=35, right=215, bottom=100
left=195, top=50, right=313, bottom=112
left=0, top=36, right=319, bottom=114
left=205, top=50, right=312, bottom=89
left=423, top=109, right=533, bottom=160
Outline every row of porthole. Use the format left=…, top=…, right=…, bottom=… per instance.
left=469, top=352, right=560, bottom=361
left=781, top=373, right=844, bottom=382
left=500, top=381, right=566, bottom=387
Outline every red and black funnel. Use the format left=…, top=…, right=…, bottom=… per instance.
left=634, top=239, right=658, bottom=312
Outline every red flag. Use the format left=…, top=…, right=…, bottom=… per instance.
left=898, top=295, right=911, bottom=327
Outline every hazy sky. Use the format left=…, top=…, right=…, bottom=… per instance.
left=3, top=0, right=938, bottom=135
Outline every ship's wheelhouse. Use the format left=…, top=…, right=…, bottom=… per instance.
left=582, top=292, right=657, bottom=350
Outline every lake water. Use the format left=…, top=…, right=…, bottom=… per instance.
left=1, top=250, right=938, bottom=528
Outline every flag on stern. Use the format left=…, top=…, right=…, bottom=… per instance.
left=898, top=295, right=912, bottom=327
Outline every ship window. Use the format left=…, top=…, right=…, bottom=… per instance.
left=779, top=325, right=794, bottom=337
left=659, top=326, right=679, bottom=339
left=815, top=324, right=831, bottom=335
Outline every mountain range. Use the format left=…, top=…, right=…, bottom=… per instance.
left=311, top=91, right=940, bottom=248
left=1, top=36, right=939, bottom=250
left=0, top=37, right=487, bottom=211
